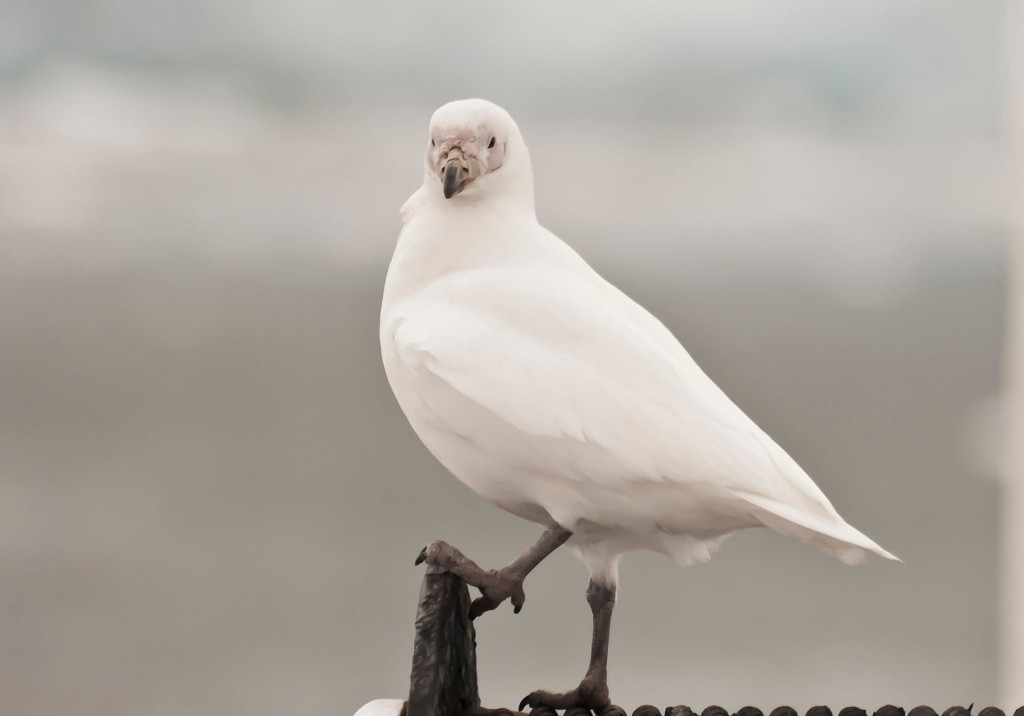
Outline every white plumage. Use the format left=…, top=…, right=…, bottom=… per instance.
left=381, top=99, right=897, bottom=590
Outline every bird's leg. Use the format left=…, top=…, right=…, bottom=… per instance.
left=519, top=579, right=617, bottom=713
left=416, top=524, right=572, bottom=618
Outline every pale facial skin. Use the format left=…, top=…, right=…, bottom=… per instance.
left=427, top=124, right=507, bottom=199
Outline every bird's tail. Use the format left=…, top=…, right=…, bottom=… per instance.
left=738, top=491, right=901, bottom=565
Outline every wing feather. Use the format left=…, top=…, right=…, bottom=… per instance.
left=391, top=264, right=840, bottom=522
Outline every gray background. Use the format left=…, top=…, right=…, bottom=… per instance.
left=0, top=2, right=1016, bottom=715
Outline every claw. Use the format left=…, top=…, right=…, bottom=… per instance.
left=511, top=588, right=526, bottom=614
left=415, top=546, right=427, bottom=566
left=519, top=696, right=532, bottom=712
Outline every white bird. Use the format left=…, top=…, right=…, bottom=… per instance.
left=380, top=98, right=898, bottom=713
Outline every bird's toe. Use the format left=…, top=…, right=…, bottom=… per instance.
left=509, top=582, right=526, bottom=613
left=414, top=539, right=463, bottom=570
left=576, top=677, right=610, bottom=709
left=469, top=570, right=526, bottom=618
left=518, top=678, right=609, bottom=713
left=469, top=593, right=500, bottom=620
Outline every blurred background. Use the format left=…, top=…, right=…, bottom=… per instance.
left=1, top=1, right=1021, bottom=714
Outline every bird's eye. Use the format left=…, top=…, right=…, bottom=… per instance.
left=487, top=137, right=496, bottom=149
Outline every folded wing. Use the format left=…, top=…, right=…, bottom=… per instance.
left=390, top=263, right=896, bottom=562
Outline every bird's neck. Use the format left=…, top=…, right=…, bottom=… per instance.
left=407, top=186, right=530, bottom=218
left=387, top=191, right=545, bottom=304
left=402, top=190, right=540, bottom=256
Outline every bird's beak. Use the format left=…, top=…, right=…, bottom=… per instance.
left=440, top=148, right=481, bottom=199
left=442, top=158, right=468, bottom=199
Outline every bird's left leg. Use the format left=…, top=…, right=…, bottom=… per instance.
left=416, top=524, right=572, bottom=619
left=519, top=579, right=617, bottom=713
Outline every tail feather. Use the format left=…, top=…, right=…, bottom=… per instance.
left=738, top=491, right=901, bottom=565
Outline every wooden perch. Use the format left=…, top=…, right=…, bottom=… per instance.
left=407, top=565, right=480, bottom=716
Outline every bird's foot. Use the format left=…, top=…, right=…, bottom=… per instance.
left=518, top=675, right=615, bottom=714
left=415, top=539, right=526, bottom=618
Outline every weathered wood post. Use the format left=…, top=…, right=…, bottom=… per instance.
left=407, top=566, right=481, bottom=716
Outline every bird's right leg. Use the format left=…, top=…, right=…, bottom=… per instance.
left=415, top=524, right=572, bottom=619
left=518, top=579, right=617, bottom=713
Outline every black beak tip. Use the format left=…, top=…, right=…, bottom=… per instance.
left=442, top=161, right=463, bottom=199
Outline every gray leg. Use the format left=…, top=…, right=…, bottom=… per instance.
left=416, top=525, right=572, bottom=619
left=518, top=579, right=617, bottom=712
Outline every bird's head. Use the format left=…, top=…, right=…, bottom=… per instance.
left=423, top=99, right=533, bottom=204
